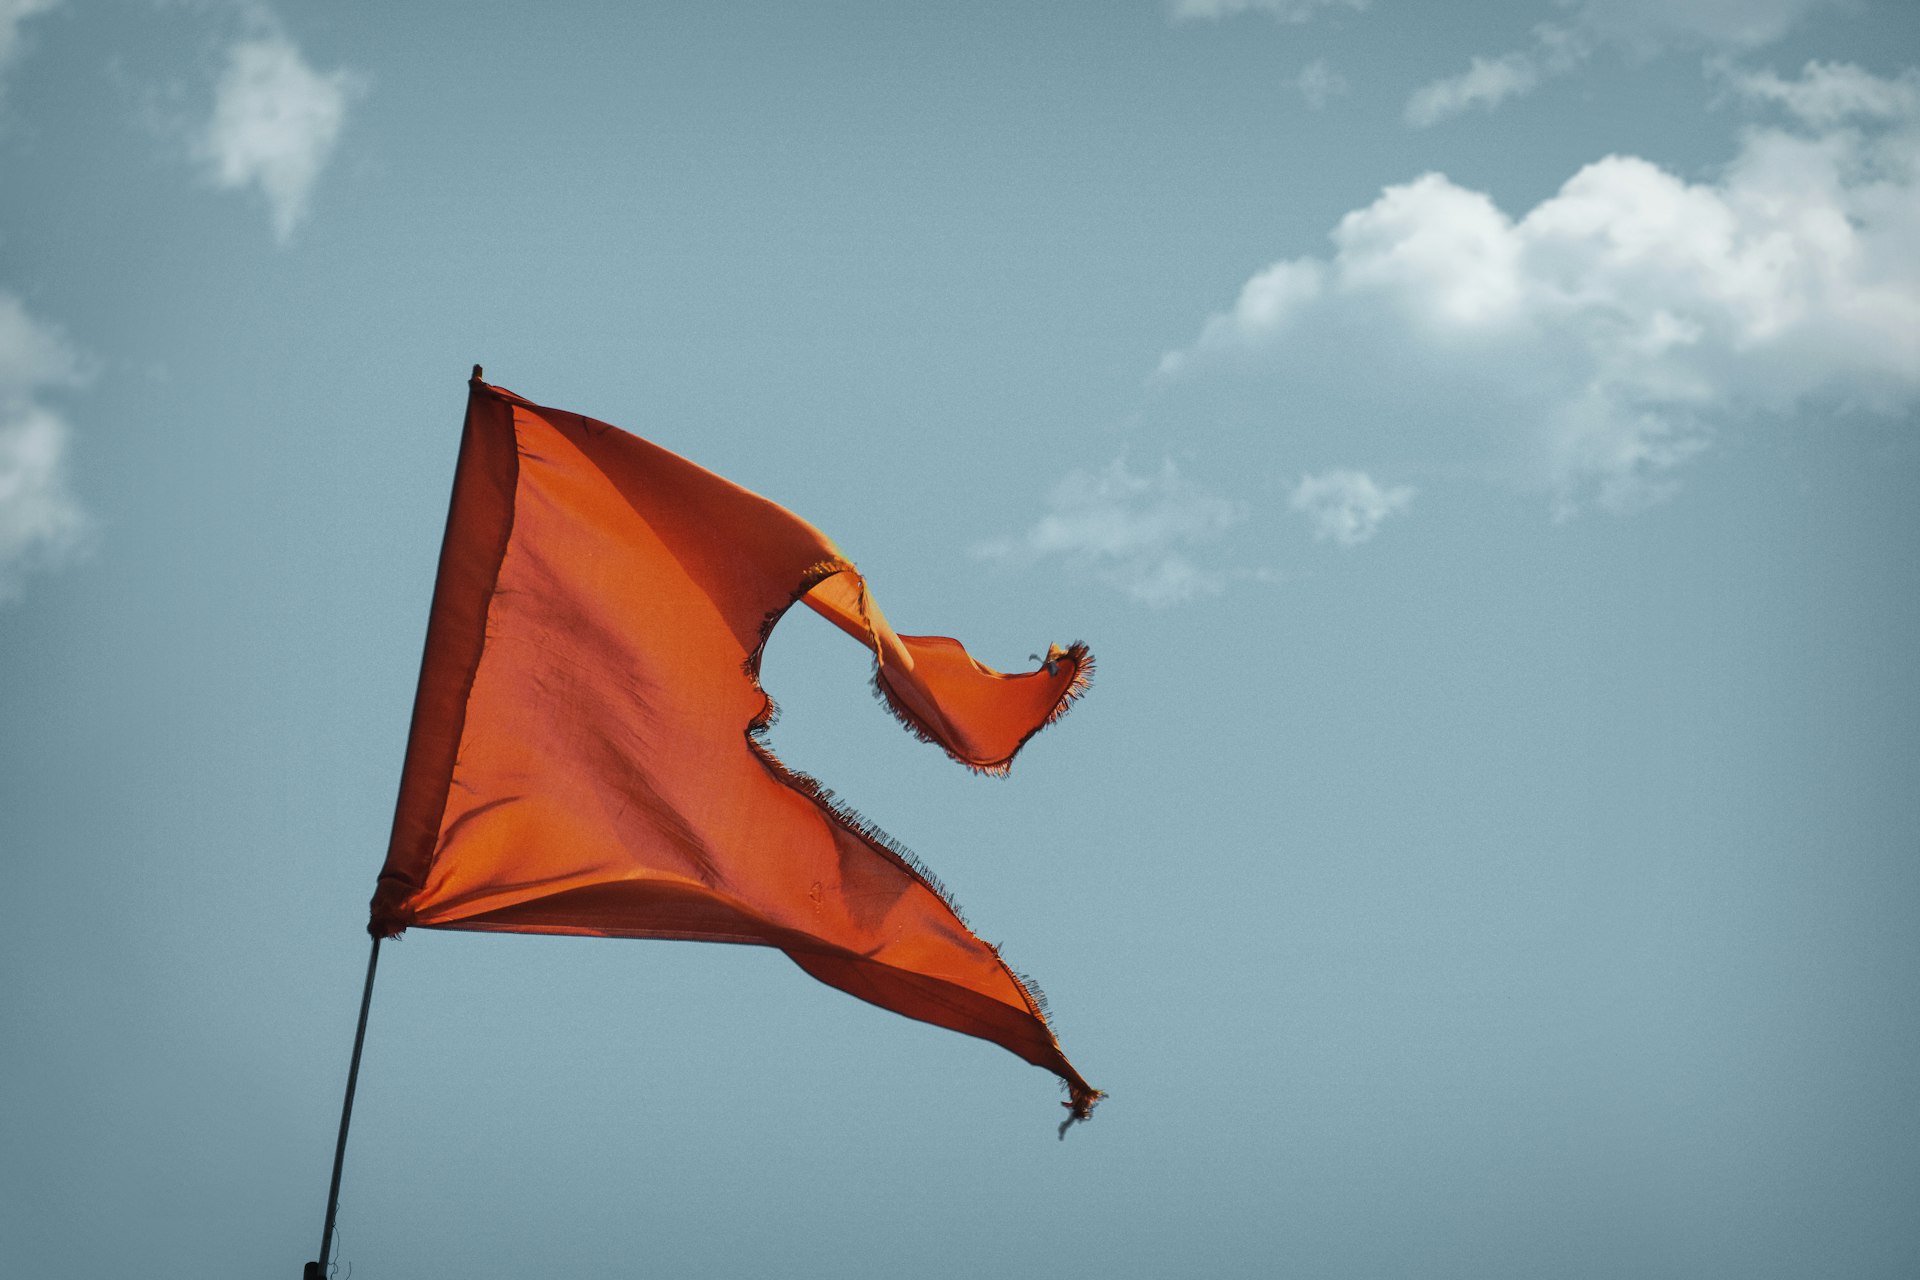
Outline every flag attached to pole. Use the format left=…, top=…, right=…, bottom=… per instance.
left=370, top=371, right=1100, bottom=1120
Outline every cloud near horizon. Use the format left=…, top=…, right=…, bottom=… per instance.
left=976, top=457, right=1245, bottom=607
left=0, top=292, right=89, bottom=602
left=195, top=23, right=363, bottom=243
left=1163, top=62, right=1920, bottom=516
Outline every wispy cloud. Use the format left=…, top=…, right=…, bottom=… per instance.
left=1406, top=48, right=1549, bottom=128
left=1295, top=59, right=1349, bottom=110
left=1577, top=0, right=1840, bottom=54
left=0, top=292, right=89, bottom=602
left=1727, top=60, right=1920, bottom=127
left=1290, top=470, right=1413, bottom=545
left=1163, top=63, right=1920, bottom=515
left=1404, top=0, right=1838, bottom=126
left=1405, top=24, right=1586, bottom=127
left=1169, top=0, right=1365, bottom=23
left=195, top=20, right=364, bottom=243
left=977, top=457, right=1244, bottom=607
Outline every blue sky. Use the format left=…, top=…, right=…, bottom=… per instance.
left=2, top=2, right=1916, bottom=1277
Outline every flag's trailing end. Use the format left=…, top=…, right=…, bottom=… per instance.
left=371, top=373, right=1100, bottom=1121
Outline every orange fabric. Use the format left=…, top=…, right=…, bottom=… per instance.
left=371, top=375, right=1099, bottom=1119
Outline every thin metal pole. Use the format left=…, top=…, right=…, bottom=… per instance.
left=306, top=935, right=382, bottom=1280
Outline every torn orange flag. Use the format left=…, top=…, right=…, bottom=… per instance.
left=370, top=372, right=1100, bottom=1120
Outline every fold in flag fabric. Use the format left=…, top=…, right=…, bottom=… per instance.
left=370, top=372, right=1100, bottom=1121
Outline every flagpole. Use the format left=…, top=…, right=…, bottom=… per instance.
left=305, top=935, right=382, bottom=1280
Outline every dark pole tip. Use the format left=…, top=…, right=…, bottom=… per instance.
left=471, top=364, right=484, bottom=382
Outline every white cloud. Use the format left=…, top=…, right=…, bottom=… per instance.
left=1290, top=470, right=1414, bottom=545
left=0, top=292, right=89, bottom=602
left=977, top=457, right=1244, bottom=607
left=1163, top=64, right=1920, bottom=515
left=196, top=26, right=363, bottom=243
left=1296, top=59, right=1349, bottom=110
left=1405, top=24, right=1587, bottom=127
left=1158, top=258, right=1324, bottom=377
left=1404, top=0, right=1836, bottom=126
left=1405, top=50, right=1544, bottom=127
left=1730, top=60, right=1920, bottom=128
left=1170, top=0, right=1365, bottom=24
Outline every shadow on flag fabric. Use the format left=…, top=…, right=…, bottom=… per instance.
left=370, top=372, right=1101, bottom=1122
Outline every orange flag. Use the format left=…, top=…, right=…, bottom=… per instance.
left=371, top=372, right=1100, bottom=1121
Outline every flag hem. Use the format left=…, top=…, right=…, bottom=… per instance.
left=739, top=562, right=1102, bottom=1117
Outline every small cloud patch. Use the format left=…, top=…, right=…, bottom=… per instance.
left=1169, top=0, right=1366, bottom=23
left=1402, top=0, right=1840, bottom=127
left=1296, top=60, right=1350, bottom=110
left=1728, top=60, right=1920, bottom=127
left=978, top=457, right=1244, bottom=607
left=0, top=292, right=90, bottom=602
left=1406, top=48, right=1548, bottom=127
left=196, top=26, right=365, bottom=243
left=1289, top=470, right=1414, bottom=545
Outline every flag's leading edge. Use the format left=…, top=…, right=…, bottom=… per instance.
left=370, top=374, right=1100, bottom=1120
